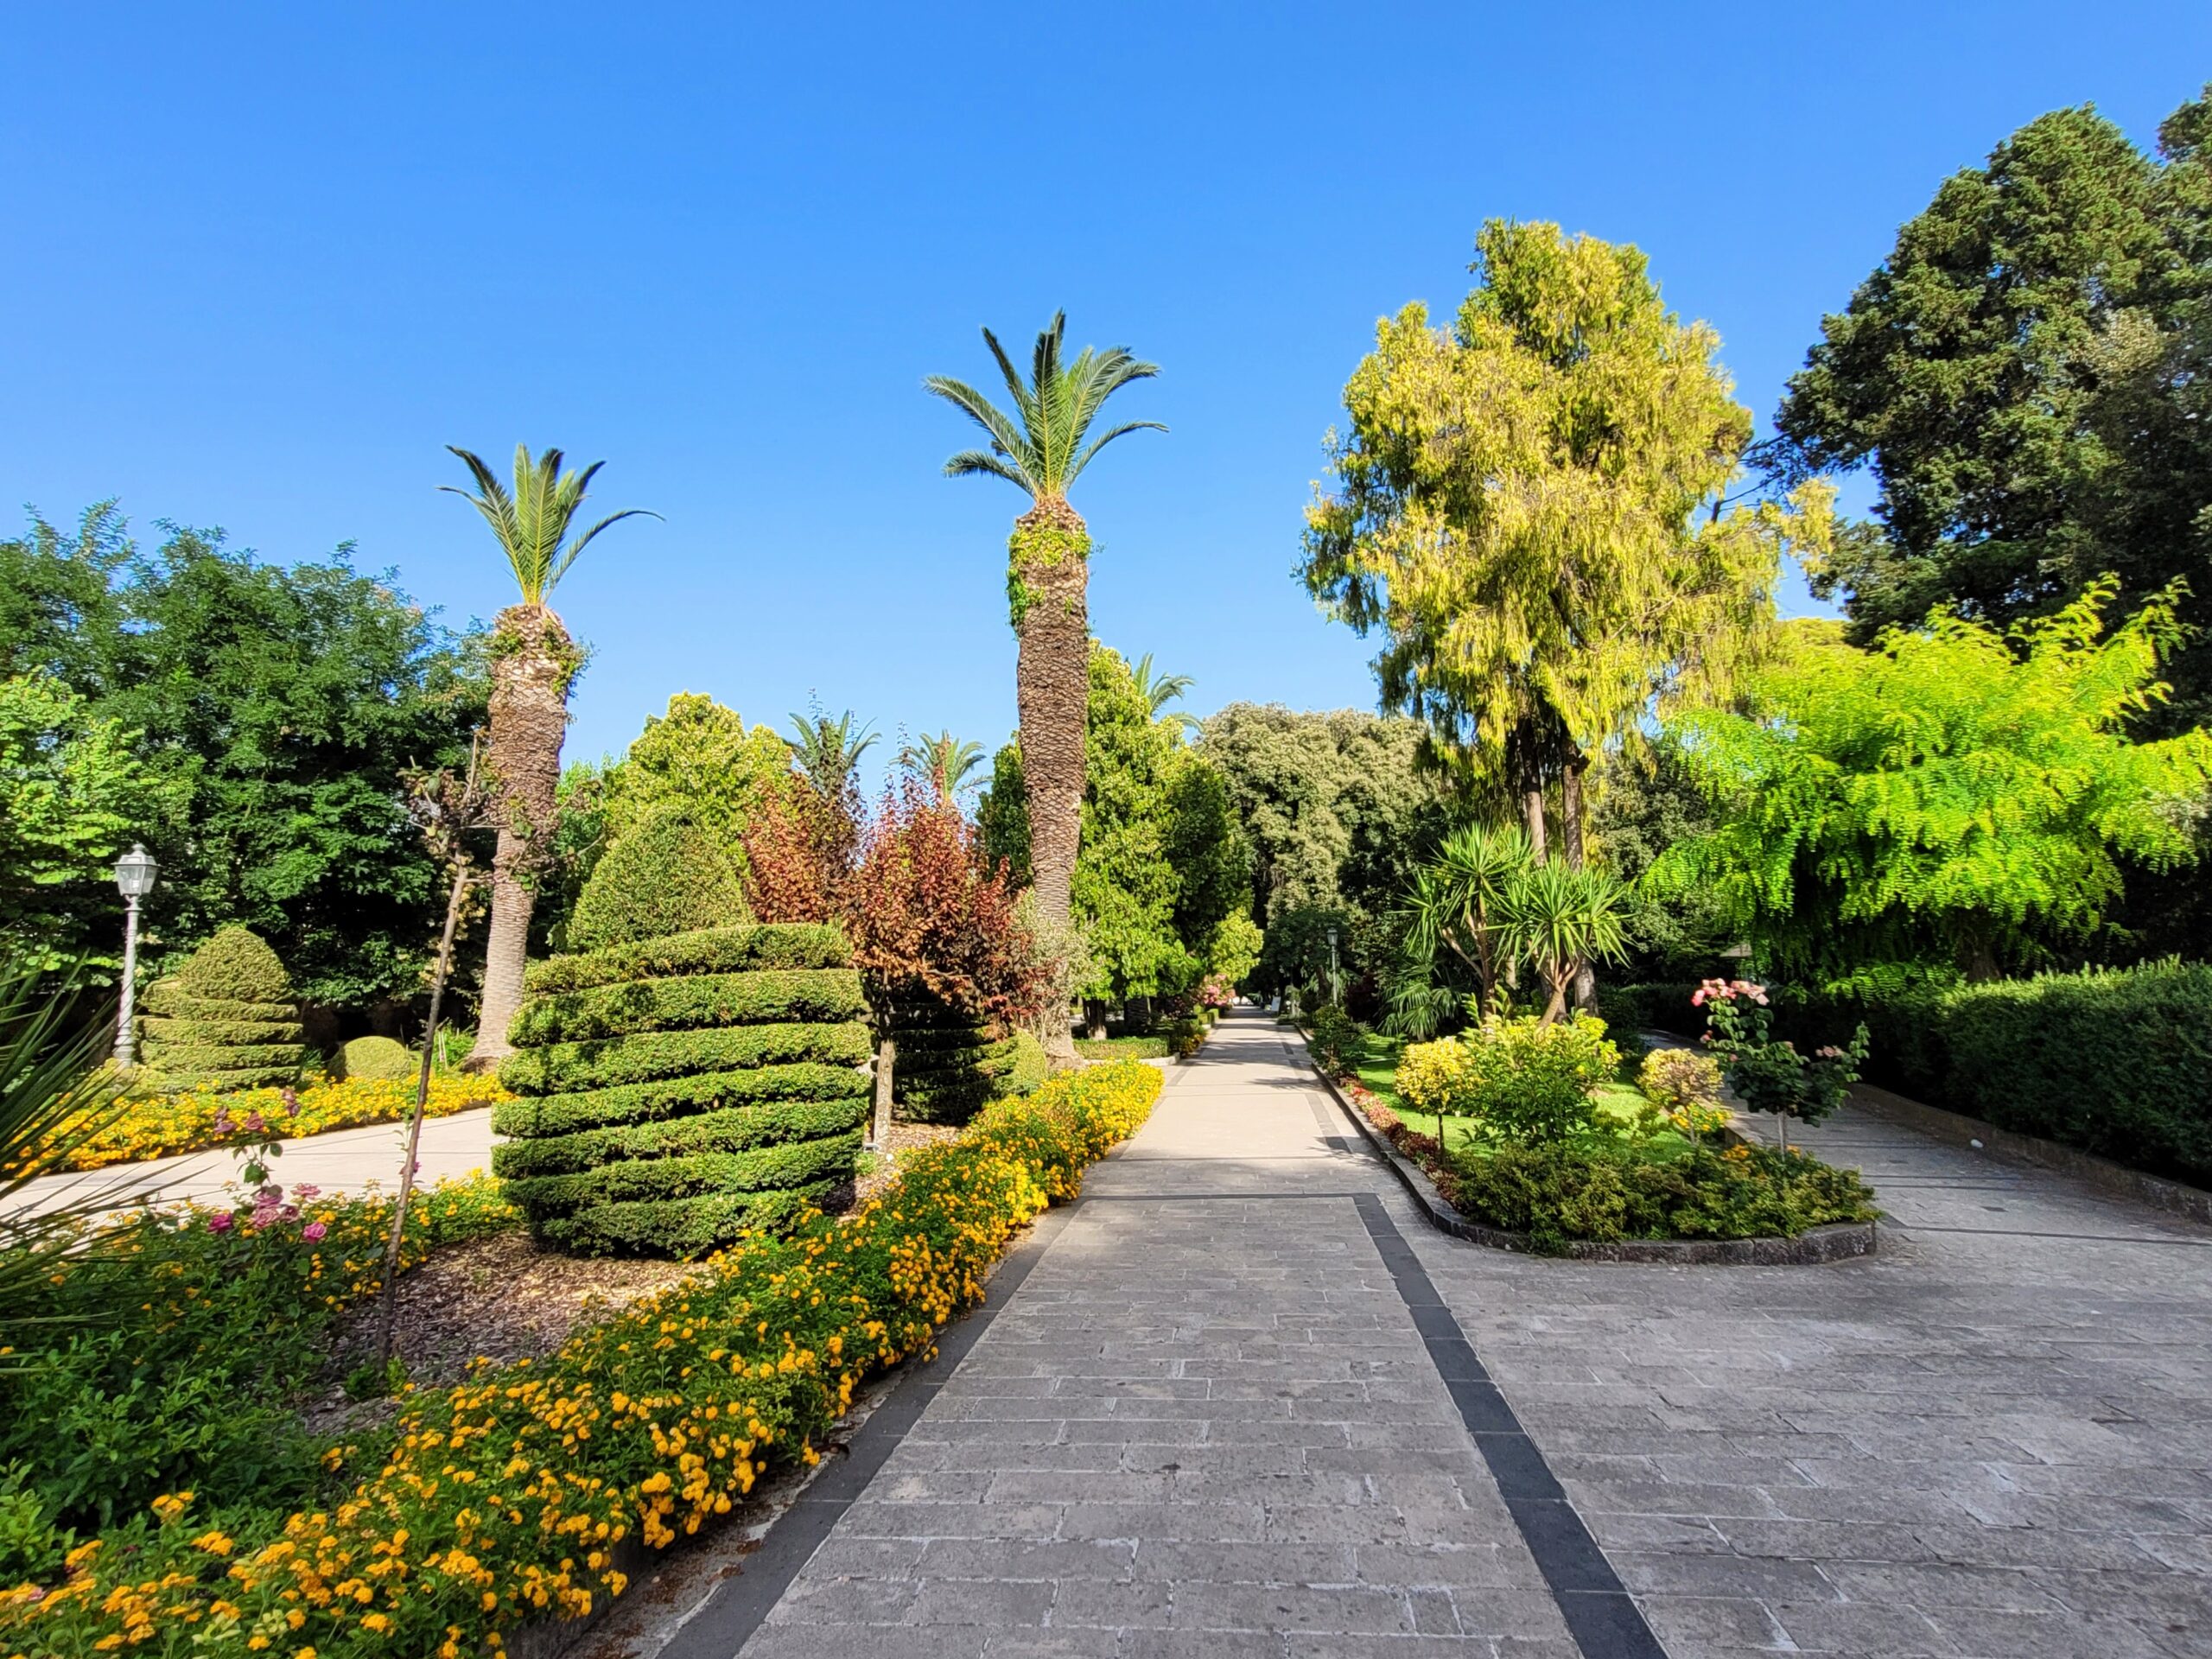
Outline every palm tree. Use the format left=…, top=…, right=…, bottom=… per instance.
left=1495, top=861, right=1631, bottom=1026
left=1405, top=823, right=1533, bottom=1015
left=926, top=313, right=1165, bottom=1064
left=443, top=444, right=657, bottom=1067
left=785, top=707, right=880, bottom=801
left=1130, top=653, right=1199, bottom=734
left=899, top=730, right=986, bottom=804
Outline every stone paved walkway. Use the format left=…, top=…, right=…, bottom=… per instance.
left=709, top=1011, right=2212, bottom=1659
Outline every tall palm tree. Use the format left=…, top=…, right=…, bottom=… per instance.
left=899, top=730, right=986, bottom=804
left=1130, top=653, right=1199, bottom=734
left=926, top=312, right=1164, bottom=1064
left=444, top=444, right=657, bottom=1067
left=785, top=708, right=879, bottom=801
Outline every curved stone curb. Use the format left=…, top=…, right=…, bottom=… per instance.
left=1300, top=1039, right=1878, bottom=1266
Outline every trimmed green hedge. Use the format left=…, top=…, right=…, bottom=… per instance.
left=495, top=923, right=872, bottom=1255
left=137, top=926, right=305, bottom=1091
left=890, top=995, right=1026, bottom=1126
left=509, top=969, right=868, bottom=1047
left=524, top=924, right=851, bottom=995
left=565, top=808, right=752, bottom=953
left=1593, top=981, right=1702, bottom=1036
left=334, top=1034, right=414, bottom=1082
left=1827, top=960, right=2212, bottom=1189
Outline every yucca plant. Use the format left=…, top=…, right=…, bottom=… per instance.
left=1496, top=861, right=1632, bottom=1025
left=442, top=445, right=658, bottom=1067
left=1404, top=823, right=1534, bottom=1015
left=926, top=313, right=1165, bottom=1065
left=0, top=969, right=162, bottom=1370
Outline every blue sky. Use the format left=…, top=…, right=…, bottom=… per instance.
left=5, top=3, right=2207, bottom=781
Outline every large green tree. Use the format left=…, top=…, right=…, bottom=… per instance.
left=926, top=314, right=1165, bottom=1065
left=1300, top=219, right=1830, bottom=867
left=1772, top=91, right=2212, bottom=730
left=442, top=445, right=655, bottom=1067
left=0, top=506, right=484, bottom=1011
left=1654, top=588, right=2212, bottom=992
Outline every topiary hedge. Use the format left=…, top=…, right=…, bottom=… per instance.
left=333, top=1034, right=413, bottom=1082
left=566, top=807, right=751, bottom=953
left=137, top=926, right=305, bottom=1091
left=495, top=922, right=873, bottom=1255
left=890, top=993, right=1026, bottom=1125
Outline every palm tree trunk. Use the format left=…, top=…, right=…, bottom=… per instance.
left=1012, top=496, right=1089, bottom=1067
left=466, top=604, right=574, bottom=1071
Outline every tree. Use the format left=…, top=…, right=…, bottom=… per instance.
left=843, top=779, right=1046, bottom=1146
left=442, top=445, right=656, bottom=1068
left=1655, top=588, right=2212, bottom=992
left=1770, top=95, right=2212, bottom=724
left=926, top=313, right=1166, bottom=1065
left=1592, top=736, right=1737, bottom=982
left=0, top=506, right=486, bottom=1012
left=0, top=675, right=174, bottom=972
left=899, top=731, right=986, bottom=804
left=603, top=695, right=790, bottom=867
left=1402, top=823, right=1533, bottom=1016
left=1300, top=219, right=1831, bottom=874
left=785, top=706, right=879, bottom=800
left=1493, top=862, right=1632, bottom=1025
left=1129, top=653, right=1198, bottom=734
left=976, top=737, right=1031, bottom=889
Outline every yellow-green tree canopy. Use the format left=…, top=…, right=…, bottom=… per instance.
left=1652, top=582, right=2212, bottom=990
left=1300, top=219, right=1834, bottom=798
left=600, top=692, right=791, bottom=868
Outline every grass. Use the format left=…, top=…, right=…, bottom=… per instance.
left=1075, top=1035, right=1171, bottom=1060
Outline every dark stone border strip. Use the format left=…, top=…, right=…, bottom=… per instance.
left=651, top=1198, right=1078, bottom=1659
left=1305, top=1044, right=1878, bottom=1265
left=1351, top=1192, right=1668, bottom=1659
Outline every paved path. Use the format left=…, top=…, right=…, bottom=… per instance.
left=715, top=1011, right=2212, bottom=1659
left=3, top=1106, right=497, bottom=1218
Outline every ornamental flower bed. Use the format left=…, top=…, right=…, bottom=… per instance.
left=1, top=1058, right=1162, bottom=1659
left=28, top=1075, right=512, bottom=1175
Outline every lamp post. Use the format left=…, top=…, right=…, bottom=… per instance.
left=1325, top=925, right=1341, bottom=1007
left=112, top=843, right=157, bottom=1068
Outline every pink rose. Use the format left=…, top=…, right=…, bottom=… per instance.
left=302, top=1221, right=327, bottom=1243
left=207, top=1211, right=234, bottom=1233
left=245, top=1112, right=266, bottom=1134
left=293, top=1183, right=320, bottom=1200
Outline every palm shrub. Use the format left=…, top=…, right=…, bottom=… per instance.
left=136, top=926, right=304, bottom=1090
left=494, top=820, right=868, bottom=1255
left=889, top=991, right=1024, bottom=1126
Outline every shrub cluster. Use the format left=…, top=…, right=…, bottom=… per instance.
left=136, top=926, right=306, bottom=1091
left=1306, top=1005, right=1364, bottom=1072
left=1395, top=1015, right=1620, bottom=1146
left=892, top=998, right=1027, bottom=1125
left=1443, top=1140, right=1878, bottom=1255
left=1593, top=981, right=1702, bottom=1036
left=2, top=1062, right=1164, bottom=1659
left=496, top=924, right=876, bottom=1255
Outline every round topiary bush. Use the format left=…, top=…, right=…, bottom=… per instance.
left=334, top=1034, right=415, bottom=1083
left=494, top=922, right=871, bottom=1255
left=137, top=925, right=306, bottom=1091
left=891, top=993, right=1027, bottom=1124
left=566, top=807, right=752, bottom=954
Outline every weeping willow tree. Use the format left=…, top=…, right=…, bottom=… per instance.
left=1300, top=220, right=1834, bottom=872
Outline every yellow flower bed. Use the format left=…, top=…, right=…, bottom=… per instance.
left=2, top=1059, right=1162, bottom=1659
left=45, top=1076, right=512, bottom=1174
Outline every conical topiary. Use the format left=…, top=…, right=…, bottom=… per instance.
left=566, top=808, right=752, bottom=954
left=138, top=925, right=306, bottom=1091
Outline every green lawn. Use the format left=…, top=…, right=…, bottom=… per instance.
left=1075, top=1034, right=1170, bottom=1060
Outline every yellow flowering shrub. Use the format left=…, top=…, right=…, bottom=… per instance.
left=0, top=1060, right=1162, bottom=1659
left=35, top=1075, right=511, bottom=1174
left=1394, top=1039, right=1474, bottom=1121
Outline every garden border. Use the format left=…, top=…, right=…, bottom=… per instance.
left=1300, top=1038, right=1879, bottom=1266
left=1848, top=1078, right=2212, bottom=1229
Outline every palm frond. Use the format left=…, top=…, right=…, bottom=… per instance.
left=942, top=450, right=1036, bottom=490
left=923, top=375, right=1036, bottom=474
left=442, top=443, right=653, bottom=606
left=1071, top=419, right=1170, bottom=486
left=928, top=311, right=1160, bottom=505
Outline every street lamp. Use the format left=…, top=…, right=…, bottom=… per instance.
left=112, top=843, right=157, bottom=1068
left=1325, top=925, right=1341, bottom=1007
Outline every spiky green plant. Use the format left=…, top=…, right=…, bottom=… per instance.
left=899, top=732, right=987, bottom=803
left=785, top=708, right=879, bottom=801
left=1495, top=861, right=1632, bottom=1025
left=440, top=444, right=660, bottom=606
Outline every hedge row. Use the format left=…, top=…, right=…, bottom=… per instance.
left=500, top=1021, right=873, bottom=1096
left=509, top=968, right=868, bottom=1047
left=492, top=1062, right=869, bottom=1140
left=893, top=997, right=1024, bottom=1125
left=3, top=1060, right=1166, bottom=1659
left=524, top=924, right=851, bottom=996
left=1798, top=959, right=2212, bottom=1190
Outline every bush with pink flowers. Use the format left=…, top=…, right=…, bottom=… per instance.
left=1695, top=977, right=1869, bottom=1142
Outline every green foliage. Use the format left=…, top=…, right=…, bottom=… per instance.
left=1004, top=1028, right=1048, bottom=1095
left=1206, top=911, right=1264, bottom=988
left=1073, top=645, right=1249, bottom=1007
left=1593, top=982, right=1703, bottom=1036
left=524, top=923, right=850, bottom=995
left=440, top=445, right=657, bottom=608
left=1637, top=1047, right=1724, bottom=1119
left=334, top=1035, right=412, bottom=1083
left=138, top=927, right=304, bottom=1090
left=976, top=738, right=1032, bottom=889
left=1306, top=1005, right=1365, bottom=1072
left=1301, top=219, right=1828, bottom=802
left=565, top=808, right=753, bottom=955
left=0, top=506, right=486, bottom=1010
left=1592, top=738, right=1736, bottom=982
left=497, top=922, right=872, bottom=1255
left=891, top=995, right=1024, bottom=1127
left=1445, top=1140, right=1878, bottom=1254
left=1455, top=1014, right=1620, bottom=1145
left=0, top=677, right=176, bottom=974
left=1255, top=902, right=1355, bottom=1009
left=1494, top=862, right=1632, bottom=1020
left=1658, top=589, right=2212, bottom=988
left=1699, top=979, right=1868, bottom=1131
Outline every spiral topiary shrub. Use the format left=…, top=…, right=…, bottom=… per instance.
left=495, top=923, right=871, bottom=1255
left=891, top=993, right=1027, bottom=1125
left=334, top=1034, right=415, bottom=1083
left=137, top=926, right=306, bottom=1091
